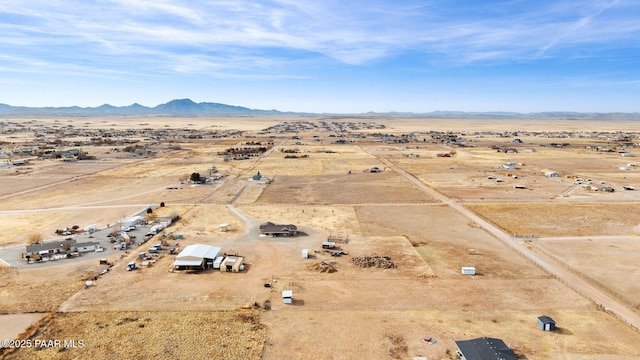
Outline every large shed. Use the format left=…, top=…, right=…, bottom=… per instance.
left=173, top=244, right=221, bottom=270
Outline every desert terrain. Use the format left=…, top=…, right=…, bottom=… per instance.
left=1, top=116, right=640, bottom=359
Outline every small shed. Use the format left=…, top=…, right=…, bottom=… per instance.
left=302, top=249, right=309, bottom=259
left=538, top=316, right=556, bottom=331
left=218, top=224, right=228, bottom=232
left=282, top=290, right=293, bottom=304
left=461, top=267, right=476, bottom=275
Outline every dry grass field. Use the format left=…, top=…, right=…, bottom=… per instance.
left=468, top=203, right=640, bottom=237
left=2, top=116, right=640, bottom=359
left=2, top=310, right=266, bottom=360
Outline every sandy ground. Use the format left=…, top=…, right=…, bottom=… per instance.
left=2, top=116, right=640, bottom=359
left=0, top=313, right=44, bottom=339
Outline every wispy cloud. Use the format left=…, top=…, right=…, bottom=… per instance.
left=537, top=0, right=621, bottom=56
left=1, top=0, right=639, bottom=76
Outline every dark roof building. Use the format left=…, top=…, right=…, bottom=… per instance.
left=455, top=337, right=517, bottom=360
left=259, top=222, right=298, bottom=237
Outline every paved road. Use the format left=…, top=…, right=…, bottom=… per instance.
left=376, top=156, right=640, bottom=331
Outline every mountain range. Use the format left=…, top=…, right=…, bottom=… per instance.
left=1, top=98, right=639, bottom=119
left=0, top=99, right=283, bottom=116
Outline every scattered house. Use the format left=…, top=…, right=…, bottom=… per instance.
left=538, top=316, right=556, bottom=331
left=544, top=171, right=559, bottom=177
left=513, top=184, right=526, bottom=189
left=621, top=152, right=632, bottom=157
left=512, top=138, right=523, bottom=144
left=302, top=249, right=309, bottom=259
left=172, top=244, right=221, bottom=270
left=455, top=337, right=517, bottom=360
left=259, top=222, right=298, bottom=237
left=370, top=166, right=381, bottom=172
left=282, top=290, right=293, bottom=304
left=221, top=255, right=244, bottom=272
left=74, top=241, right=101, bottom=253
left=600, top=186, right=615, bottom=192
left=504, top=148, right=518, bottom=153
left=623, top=185, right=635, bottom=190
left=218, top=223, right=228, bottom=232
left=26, top=239, right=75, bottom=258
left=461, top=267, right=476, bottom=275
left=126, top=262, right=138, bottom=271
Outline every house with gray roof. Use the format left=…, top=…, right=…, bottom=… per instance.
left=259, top=222, right=298, bottom=237
left=455, top=337, right=517, bottom=360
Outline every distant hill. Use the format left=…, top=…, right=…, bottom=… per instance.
left=0, top=99, right=283, bottom=116
left=0, top=99, right=639, bottom=119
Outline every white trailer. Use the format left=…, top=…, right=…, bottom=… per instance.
left=461, top=267, right=476, bottom=275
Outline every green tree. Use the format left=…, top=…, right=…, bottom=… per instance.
left=190, top=172, right=201, bottom=182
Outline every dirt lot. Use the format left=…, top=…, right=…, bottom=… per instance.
left=467, top=203, right=640, bottom=237
left=532, top=237, right=640, bottom=309
left=2, top=116, right=640, bottom=359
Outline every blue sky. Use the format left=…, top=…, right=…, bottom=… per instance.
left=1, top=0, right=639, bottom=113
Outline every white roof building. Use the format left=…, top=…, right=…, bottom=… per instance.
left=173, top=244, right=221, bottom=267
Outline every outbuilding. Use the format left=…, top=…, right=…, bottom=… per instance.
left=461, top=267, right=476, bottom=275
left=282, top=290, right=293, bottom=304
left=537, top=316, right=556, bottom=331
left=74, top=241, right=101, bottom=253
left=221, top=256, right=244, bottom=272
left=172, top=244, right=221, bottom=270
left=322, top=241, right=336, bottom=249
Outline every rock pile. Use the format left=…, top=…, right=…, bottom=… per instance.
left=351, top=256, right=396, bottom=269
left=308, top=261, right=337, bottom=273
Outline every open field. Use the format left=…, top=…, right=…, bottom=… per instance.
left=468, top=203, right=640, bottom=237
left=1, top=115, right=640, bottom=359
left=532, top=237, right=640, bottom=309
left=2, top=310, right=266, bottom=360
